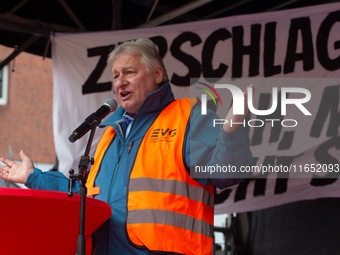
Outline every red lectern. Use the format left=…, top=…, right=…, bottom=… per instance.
left=0, top=188, right=111, bottom=255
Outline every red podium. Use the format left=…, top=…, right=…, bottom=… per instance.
left=0, top=188, right=111, bottom=255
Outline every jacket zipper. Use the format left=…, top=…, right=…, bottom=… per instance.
left=105, top=117, right=135, bottom=254
left=107, top=119, right=131, bottom=209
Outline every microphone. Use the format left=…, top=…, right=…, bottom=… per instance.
left=69, top=99, right=118, bottom=143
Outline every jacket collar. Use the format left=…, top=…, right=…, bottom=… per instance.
left=100, top=81, right=174, bottom=127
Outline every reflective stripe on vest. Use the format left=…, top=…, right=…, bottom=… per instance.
left=127, top=98, right=214, bottom=255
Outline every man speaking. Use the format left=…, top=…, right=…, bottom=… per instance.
left=0, top=38, right=252, bottom=254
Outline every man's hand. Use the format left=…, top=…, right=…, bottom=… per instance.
left=223, top=84, right=254, bottom=132
left=0, top=150, right=35, bottom=184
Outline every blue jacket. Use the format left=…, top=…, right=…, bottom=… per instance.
left=26, top=81, right=252, bottom=254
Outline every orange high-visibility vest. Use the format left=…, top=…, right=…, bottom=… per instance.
left=87, top=98, right=214, bottom=255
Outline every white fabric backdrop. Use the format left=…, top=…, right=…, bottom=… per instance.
left=52, top=2, right=340, bottom=213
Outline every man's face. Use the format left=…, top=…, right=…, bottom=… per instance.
left=112, top=53, right=163, bottom=117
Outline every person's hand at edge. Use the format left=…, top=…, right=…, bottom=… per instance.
left=0, top=150, right=35, bottom=184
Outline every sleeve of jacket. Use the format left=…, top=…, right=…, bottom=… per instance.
left=25, top=168, right=81, bottom=194
left=185, top=106, right=253, bottom=189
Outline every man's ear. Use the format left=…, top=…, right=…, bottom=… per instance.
left=153, top=67, right=164, bottom=84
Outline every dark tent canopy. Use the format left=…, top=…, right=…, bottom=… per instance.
left=0, top=0, right=338, bottom=68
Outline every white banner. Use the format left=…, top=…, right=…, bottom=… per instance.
left=52, top=2, right=340, bottom=213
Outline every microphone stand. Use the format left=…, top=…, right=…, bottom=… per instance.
left=68, top=120, right=99, bottom=255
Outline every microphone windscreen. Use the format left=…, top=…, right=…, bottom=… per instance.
left=104, top=99, right=118, bottom=112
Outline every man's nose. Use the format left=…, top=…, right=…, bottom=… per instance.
left=114, top=75, right=128, bottom=88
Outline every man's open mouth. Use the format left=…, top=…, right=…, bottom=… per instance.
left=121, top=91, right=131, bottom=98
